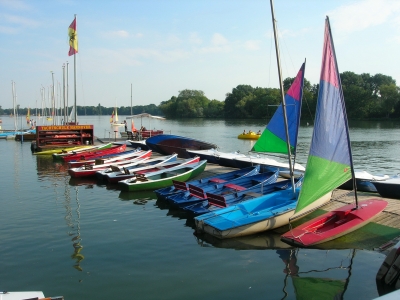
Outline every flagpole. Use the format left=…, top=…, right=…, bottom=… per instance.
left=74, top=14, right=77, bottom=124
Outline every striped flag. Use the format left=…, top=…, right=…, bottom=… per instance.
left=68, top=17, right=78, bottom=56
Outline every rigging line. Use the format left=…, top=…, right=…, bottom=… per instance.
left=275, top=21, right=296, bottom=84
left=302, top=91, right=315, bottom=124
left=268, top=27, right=274, bottom=89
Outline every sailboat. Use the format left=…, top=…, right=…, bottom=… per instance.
left=187, top=61, right=305, bottom=175
left=193, top=1, right=332, bottom=239
left=280, top=17, right=387, bottom=247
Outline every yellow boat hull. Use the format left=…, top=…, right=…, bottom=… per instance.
left=34, top=145, right=90, bottom=155
left=237, top=133, right=261, bottom=140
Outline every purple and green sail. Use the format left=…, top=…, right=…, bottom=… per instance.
left=251, top=63, right=305, bottom=155
left=293, top=17, right=353, bottom=217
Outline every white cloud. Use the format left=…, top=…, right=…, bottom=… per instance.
left=328, top=0, right=400, bottom=34
left=0, top=0, right=31, bottom=11
left=4, top=14, right=39, bottom=27
left=0, top=25, right=17, bottom=34
left=244, top=40, right=260, bottom=50
left=211, top=33, right=228, bottom=46
left=189, top=32, right=202, bottom=45
left=102, top=30, right=130, bottom=38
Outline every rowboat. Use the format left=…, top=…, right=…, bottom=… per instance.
left=67, top=148, right=141, bottom=168
left=118, top=158, right=206, bottom=192
left=167, top=170, right=279, bottom=208
left=154, top=165, right=260, bottom=201
left=52, top=143, right=113, bottom=159
left=98, top=154, right=179, bottom=183
left=68, top=150, right=152, bottom=178
left=62, top=144, right=127, bottom=162
left=185, top=175, right=303, bottom=216
left=33, top=145, right=95, bottom=155
left=145, top=134, right=217, bottom=158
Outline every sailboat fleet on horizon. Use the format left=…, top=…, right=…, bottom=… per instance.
left=190, top=1, right=387, bottom=246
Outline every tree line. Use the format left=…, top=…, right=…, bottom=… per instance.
left=160, top=72, right=400, bottom=119
left=1, top=72, right=399, bottom=120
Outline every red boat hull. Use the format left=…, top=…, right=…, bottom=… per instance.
left=62, top=144, right=127, bottom=162
left=68, top=150, right=152, bottom=178
left=281, top=199, right=387, bottom=247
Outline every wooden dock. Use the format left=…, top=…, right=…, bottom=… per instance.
left=198, top=163, right=400, bottom=252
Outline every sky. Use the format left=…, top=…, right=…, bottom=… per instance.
left=1, top=0, right=400, bottom=110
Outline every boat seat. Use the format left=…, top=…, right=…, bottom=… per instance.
left=208, top=178, right=226, bottom=183
left=172, top=180, right=188, bottom=191
left=243, top=192, right=262, bottom=198
left=110, top=165, right=121, bottom=172
left=208, top=193, right=228, bottom=208
left=83, top=164, right=93, bottom=170
left=224, top=183, right=247, bottom=191
left=95, top=158, right=106, bottom=165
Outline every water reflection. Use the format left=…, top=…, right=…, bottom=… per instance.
left=194, top=231, right=292, bottom=250
left=64, top=178, right=84, bottom=272
left=118, top=190, right=157, bottom=202
left=36, top=155, right=85, bottom=272
left=280, top=249, right=355, bottom=299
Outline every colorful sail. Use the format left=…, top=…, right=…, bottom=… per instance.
left=292, top=17, right=353, bottom=218
left=251, top=62, right=305, bottom=155
left=110, top=110, right=114, bottom=123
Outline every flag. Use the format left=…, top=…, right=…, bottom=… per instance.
left=110, top=110, right=114, bottom=123
left=68, top=17, right=78, bottom=56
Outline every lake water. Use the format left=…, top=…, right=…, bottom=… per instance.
left=0, top=115, right=399, bottom=299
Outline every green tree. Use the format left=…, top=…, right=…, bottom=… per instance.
left=379, top=84, right=400, bottom=118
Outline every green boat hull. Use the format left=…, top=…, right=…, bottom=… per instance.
left=119, top=161, right=207, bottom=192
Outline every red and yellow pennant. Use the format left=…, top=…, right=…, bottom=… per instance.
left=68, top=16, right=78, bottom=56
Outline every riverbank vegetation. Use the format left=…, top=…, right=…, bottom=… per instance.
left=1, top=72, right=399, bottom=120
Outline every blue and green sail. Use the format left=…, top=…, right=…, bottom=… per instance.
left=293, top=17, right=353, bottom=218
left=251, top=63, right=305, bottom=155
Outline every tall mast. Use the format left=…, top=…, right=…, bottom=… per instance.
left=130, top=83, right=133, bottom=116
left=63, top=63, right=66, bottom=123
left=51, top=71, right=55, bottom=125
left=73, top=14, right=77, bottom=123
left=270, top=0, right=295, bottom=194
left=66, top=61, right=69, bottom=119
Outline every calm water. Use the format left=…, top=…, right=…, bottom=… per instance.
left=0, top=116, right=399, bottom=299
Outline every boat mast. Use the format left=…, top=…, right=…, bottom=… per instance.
left=51, top=71, right=55, bottom=125
left=63, top=63, right=66, bottom=123
left=325, top=17, right=359, bottom=208
left=130, top=83, right=133, bottom=116
left=66, top=61, right=69, bottom=120
left=12, top=81, right=17, bottom=132
left=270, top=0, right=295, bottom=194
